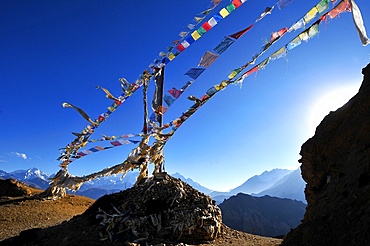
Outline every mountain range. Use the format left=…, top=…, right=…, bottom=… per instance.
left=1, top=167, right=307, bottom=237
left=0, top=167, right=306, bottom=202
left=210, top=168, right=306, bottom=204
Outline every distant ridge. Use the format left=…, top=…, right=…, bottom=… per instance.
left=210, top=168, right=306, bottom=204
left=219, top=193, right=306, bottom=237
left=0, top=167, right=305, bottom=202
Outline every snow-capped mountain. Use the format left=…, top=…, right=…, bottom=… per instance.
left=255, top=168, right=306, bottom=203
left=2, top=168, right=52, bottom=189
left=0, top=167, right=306, bottom=203
left=209, top=168, right=306, bottom=204
left=7, top=168, right=51, bottom=181
left=78, top=172, right=137, bottom=192
left=210, top=169, right=294, bottom=203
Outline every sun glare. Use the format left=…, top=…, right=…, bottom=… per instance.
left=308, top=85, right=360, bottom=135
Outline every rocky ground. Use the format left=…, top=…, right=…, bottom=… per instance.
left=0, top=178, right=281, bottom=246
left=0, top=179, right=94, bottom=242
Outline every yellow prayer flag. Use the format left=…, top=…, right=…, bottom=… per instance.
left=303, top=7, right=318, bottom=24
left=299, top=31, right=310, bottom=42
left=191, top=30, right=201, bottom=40
left=168, top=52, right=176, bottom=61
left=219, top=8, right=230, bottom=18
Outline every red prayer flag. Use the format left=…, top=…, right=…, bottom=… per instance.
left=245, top=66, right=258, bottom=77
left=176, top=43, right=185, bottom=52
left=202, top=22, right=212, bottom=31
left=232, top=0, right=242, bottom=8
left=229, top=24, right=254, bottom=39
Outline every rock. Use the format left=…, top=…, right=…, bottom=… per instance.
left=91, top=173, right=222, bottom=244
left=282, top=63, right=370, bottom=246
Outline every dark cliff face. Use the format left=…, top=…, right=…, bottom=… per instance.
left=282, top=63, right=370, bottom=246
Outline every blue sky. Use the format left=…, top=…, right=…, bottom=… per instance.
left=1, top=0, right=369, bottom=191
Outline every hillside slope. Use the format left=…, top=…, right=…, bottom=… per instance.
left=0, top=179, right=94, bottom=241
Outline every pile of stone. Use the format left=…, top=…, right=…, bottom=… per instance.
left=93, top=173, right=222, bottom=244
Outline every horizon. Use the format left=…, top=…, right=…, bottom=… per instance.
left=0, top=166, right=297, bottom=192
left=1, top=0, right=369, bottom=191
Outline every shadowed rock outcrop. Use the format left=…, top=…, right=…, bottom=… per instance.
left=282, top=63, right=370, bottom=245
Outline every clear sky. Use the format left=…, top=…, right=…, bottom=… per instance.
left=1, top=0, right=369, bottom=191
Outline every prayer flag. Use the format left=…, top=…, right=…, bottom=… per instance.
left=155, top=105, right=168, bottom=115
left=202, top=22, right=212, bottom=31
left=110, top=141, right=122, bottom=146
left=179, top=31, right=188, bottom=38
left=201, top=8, right=213, bottom=15
left=152, top=67, right=165, bottom=124
left=96, top=86, right=119, bottom=101
left=328, top=0, right=350, bottom=19
left=206, top=86, right=217, bottom=97
left=308, top=21, right=320, bottom=38
left=198, top=51, right=219, bottom=68
left=168, top=52, right=176, bottom=61
left=303, top=7, right=318, bottom=24
left=226, top=3, right=236, bottom=13
left=289, top=18, right=305, bottom=32
left=286, top=36, right=302, bottom=50
left=229, top=24, right=254, bottom=39
left=212, top=0, right=221, bottom=6
left=181, top=40, right=190, bottom=49
left=185, top=67, right=206, bottom=79
left=208, top=17, right=218, bottom=27
left=213, top=36, right=235, bottom=54
left=187, top=23, right=195, bottom=30
left=119, top=139, right=131, bottom=145
left=299, top=31, right=310, bottom=42
left=185, top=35, right=195, bottom=45
left=212, top=13, right=223, bottom=23
left=82, top=150, right=93, bottom=155
left=232, top=0, right=242, bottom=8
left=228, top=68, right=242, bottom=79
left=316, top=0, right=330, bottom=14
left=270, top=28, right=288, bottom=42
left=256, top=6, right=274, bottom=22
left=258, top=58, right=270, bottom=70
left=168, top=87, right=183, bottom=98
left=349, top=0, right=370, bottom=46
left=197, top=26, right=207, bottom=35
left=164, top=94, right=176, bottom=106
left=219, top=8, right=230, bottom=18
left=194, top=16, right=205, bottom=23
left=62, top=102, right=96, bottom=126
left=176, top=43, right=185, bottom=52
left=215, top=80, right=228, bottom=91
left=191, top=30, right=201, bottom=40
left=270, top=46, right=287, bottom=60
left=244, top=65, right=258, bottom=77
